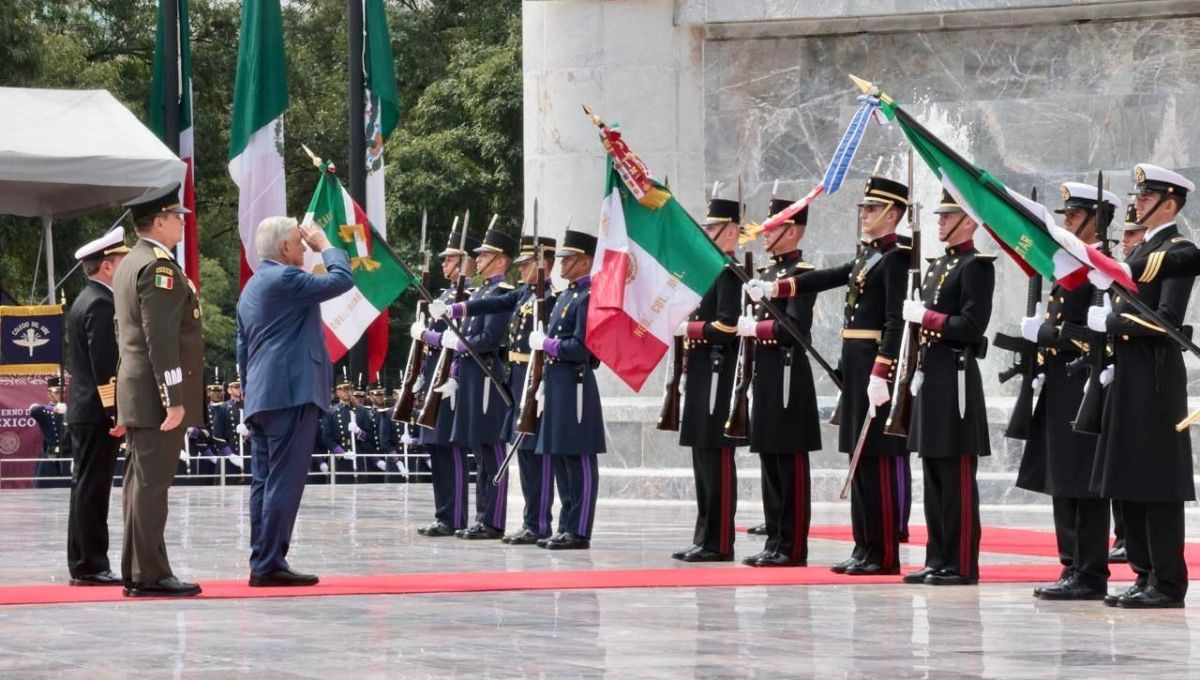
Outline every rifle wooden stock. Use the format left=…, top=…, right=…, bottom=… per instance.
left=724, top=253, right=755, bottom=440
left=515, top=266, right=549, bottom=436
left=656, top=336, right=684, bottom=432
left=1002, top=273, right=1042, bottom=440
left=416, top=273, right=469, bottom=429
left=883, top=270, right=921, bottom=438
left=393, top=272, right=431, bottom=423
left=1072, top=173, right=1113, bottom=436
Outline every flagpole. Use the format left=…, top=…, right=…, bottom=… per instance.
left=346, top=0, right=369, bottom=383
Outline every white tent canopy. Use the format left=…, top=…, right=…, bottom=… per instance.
left=0, top=87, right=186, bottom=299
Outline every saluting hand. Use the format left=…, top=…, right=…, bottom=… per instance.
left=299, top=224, right=332, bottom=252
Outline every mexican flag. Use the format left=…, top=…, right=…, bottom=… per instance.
left=587, top=158, right=728, bottom=392
left=876, top=93, right=1135, bottom=291
left=228, top=0, right=288, bottom=287
left=302, top=164, right=413, bottom=363
left=149, top=0, right=199, bottom=288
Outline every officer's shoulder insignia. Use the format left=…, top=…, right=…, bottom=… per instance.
left=155, top=265, right=174, bottom=276
left=154, top=271, right=175, bottom=290
left=896, top=242, right=912, bottom=251
left=791, top=262, right=815, bottom=272
left=756, top=266, right=770, bottom=274
left=1170, top=236, right=1191, bottom=244
left=152, top=247, right=173, bottom=260
left=975, top=254, right=998, bottom=261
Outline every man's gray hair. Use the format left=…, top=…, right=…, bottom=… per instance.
left=255, top=216, right=299, bottom=262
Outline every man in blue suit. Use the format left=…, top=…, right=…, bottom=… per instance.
left=237, top=216, right=354, bottom=586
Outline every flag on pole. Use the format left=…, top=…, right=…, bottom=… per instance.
left=361, top=0, right=401, bottom=382
left=302, top=162, right=413, bottom=364
left=228, top=0, right=288, bottom=287
left=858, top=77, right=1136, bottom=292
left=584, top=115, right=727, bottom=392
left=150, top=0, right=199, bottom=288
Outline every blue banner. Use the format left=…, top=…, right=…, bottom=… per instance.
left=0, top=305, right=64, bottom=374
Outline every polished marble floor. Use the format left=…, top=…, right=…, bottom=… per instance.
left=1, top=484, right=1198, bottom=679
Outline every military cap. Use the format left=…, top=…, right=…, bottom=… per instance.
left=123, top=183, right=191, bottom=220
left=74, top=226, right=131, bottom=261
left=1131, top=163, right=1195, bottom=198
left=207, top=383, right=224, bottom=393
left=1117, top=203, right=1147, bottom=232
left=858, top=176, right=909, bottom=207
left=46, top=376, right=63, bottom=392
left=438, top=229, right=483, bottom=257
left=1056, top=182, right=1122, bottom=215
left=766, top=197, right=807, bottom=225
left=336, top=378, right=354, bottom=390
left=704, top=198, right=741, bottom=226
left=932, top=188, right=964, bottom=214
left=226, top=379, right=241, bottom=389
left=368, top=383, right=387, bottom=396
left=474, top=228, right=520, bottom=259
left=556, top=229, right=598, bottom=258
left=513, top=236, right=557, bottom=264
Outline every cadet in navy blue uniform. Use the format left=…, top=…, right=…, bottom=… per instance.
left=435, top=227, right=520, bottom=539
left=413, top=230, right=480, bottom=536
left=737, top=198, right=822, bottom=568
left=29, top=378, right=71, bottom=488
left=1088, top=163, right=1197, bottom=609
left=367, top=384, right=405, bottom=478
left=223, top=378, right=249, bottom=484
left=322, top=380, right=370, bottom=483
left=746, top=175, right=911, bottom=576
left=671, top=197, right=743, bottom=563
left=433, top=234, right=558, bottom=544
left=529, top=229, right=605, bottom=550
left=900, top=190, right=995, bottom=586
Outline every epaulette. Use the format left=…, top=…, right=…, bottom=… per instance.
left=896, top=242, right=912, bottom=251
left=791, top=262, right=816, bottom=272
left=1170, top=236, right=1190, bottom=244
left=152, top=247, right=174, bottom=261
left=975, top=254, right=998, bottom=261
left=498, top=282, right=515, bottom=290
left=925, top=256, right=938, bottom=264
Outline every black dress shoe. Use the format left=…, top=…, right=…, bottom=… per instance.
left=1104, top=583, right=1145, bottom=607
left=925, top=569, right=977, bottom=585
left=1108, top=546, right=1128, bottom=563
left=751, top=552, right=806, bottom=568
left=421, top=521, right=457, bottom=537
left=249, top=568, right=320, bottom=587
left=903, top=566, right=938, bottom=584
left=459, top=524, right=505, bottom=540
left=1037, top=577, right=1106, bottom=601
left=70, top=570, right=123, bottom=586
left=830, top=557, right=861, bottom=574
left=680, top=547, right=734, bottom=563
left=672, top=544, right=700, bottom=560
left=123, top=576, right=201, bottom=598
left=845, top=561, right=899, bottom=576
left=741, top=550, right=772, bottom=566
left=504, top=529, right=545, bottom=545
left=537, top=532, right=563, bottom=548
left=1117, top=585, right=1184, bottom=609
left=544, top=533, right=590, bottom=550
left=747, top=523, right=767, bottom=536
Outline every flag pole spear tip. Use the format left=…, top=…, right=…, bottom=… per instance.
left=300, top=143, right=322, bottom=167
left=582, top=105, right=603, bottom=127
left=848, top=74, right=875, bottom=95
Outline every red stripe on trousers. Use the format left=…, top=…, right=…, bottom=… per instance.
left=879, top=458, right=895, bottom=568
left=793, top=453, right=807, bottom=559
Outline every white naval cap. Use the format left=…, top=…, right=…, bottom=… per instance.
left=1056, top=182, right=1122, bottom=215
left=1131, top=163, right=1195, bottom=197
left=74, top=226, right=130, bottom=261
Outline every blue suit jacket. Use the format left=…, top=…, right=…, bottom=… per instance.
left=237, top=249, right=355, bottom=419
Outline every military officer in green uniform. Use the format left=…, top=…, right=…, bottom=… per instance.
left=113, top=183, right=204, bottom=598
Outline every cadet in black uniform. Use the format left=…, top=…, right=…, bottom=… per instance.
left=225, top=378, right=250, bottom=484
left=30, top=378, right=70, bottom=488
left=737, top=198, right=821, bottom=568
left=530, top=229, right=605, bottom=550
left=1016, top=183, right=1118, bottom=599
left=1087, top=163, right=1196, bottom=608
left=670, top=197, right=743, bottom=563
left=412, top=230, right=480, bottom=536
left=432, top=234, right=558, bottom=544
left=901, top=190, right=994, bottom=586
left=65, top=225, right=129, bottom=585
left=747, top=175, right=910, bottom=575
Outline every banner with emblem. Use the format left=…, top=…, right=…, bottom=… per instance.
left=0, top=304, right=64, bottom=375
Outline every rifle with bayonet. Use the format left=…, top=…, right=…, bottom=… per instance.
left=994, top=187, right=1042, bottom=440
left=417, top=211, right=471, bottom=429
left=393, top=210, right=432, bottom=424
left=1071, top=172, right=1114, bottom=435
left=884, top=149, right=921, bottom=438
left=657, top=337, right=684, bottom=431
left=723, top=252, right=755, bottom=440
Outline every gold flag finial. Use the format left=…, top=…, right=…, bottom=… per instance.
left=848, top=74, right=875, bottom=95
left=582, top=104, right=604, bottom=128
left=300, top=144, right=323, bottom=167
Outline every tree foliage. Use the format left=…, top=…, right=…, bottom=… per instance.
left=0, top=0, right=522, bottom=383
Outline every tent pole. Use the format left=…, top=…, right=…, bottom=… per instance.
left=43, top=216, right=54, bottom=304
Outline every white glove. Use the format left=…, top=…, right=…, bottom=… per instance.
left=341, top=449, right=355, bottom=462
left=901, top=292, right=926, bottom=324
left=1088, top=264, right=1128, bottom=290
left=434, top=377, right=458, bottom=400
left=348, top=421, right=361, bottom=435
left=1086, top=296, right=1112, bottom=333
left=737, top=315, right=757, bottom=338
left=236, top=423, right=250, bottom=438
left=674, top=321, right=688, bottom=337
left=409, top=320, right=426, bottom=341
left=319, top=461, right=330, bottom=473
left=743, top=280, right=774, bottom=302
left=53, top=402, right=67, bottom=415
left=376, top=459, right=388, bottom=471
left=1032, top=373, right=1046, bottom=392
left=227, top=455, right=244, bottom=470
left=400, top=431, right=415, bottom=446
left=866, top=375, right=891, bottom=417
left=428, top=299, right=449, bottom=320
left=1021, top=303, right=1046, bottom=343
left=528, top=326, right=547, bottom=352
left=395, top=460, right=410, bottom=475
left=1099, top=365, right=1114, bottom=387
left=909, top=370, right=924, bottom=396
left=179, top=448, right=190, bottom=463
